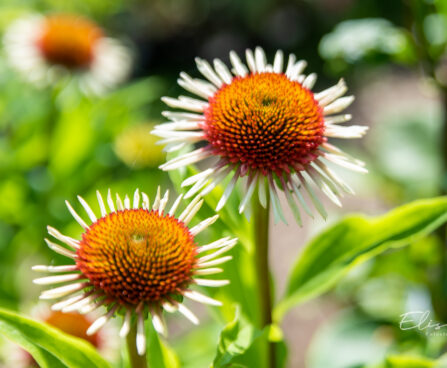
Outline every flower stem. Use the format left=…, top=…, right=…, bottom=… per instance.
left=126, top=322, right=147, bottom=368
left=252, top=189, right=275, bottom=368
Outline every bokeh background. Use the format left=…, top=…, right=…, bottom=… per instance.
left=1, top=0, right=447, bottom=367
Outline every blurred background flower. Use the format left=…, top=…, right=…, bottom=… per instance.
left=3, top=13, right=132, bottom=95
left=114, top=123, right=166, bottom=169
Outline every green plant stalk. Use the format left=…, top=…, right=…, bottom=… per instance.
left=126, top=322, right=147, bottom=368
left=252, top=189, right=275, bottom=368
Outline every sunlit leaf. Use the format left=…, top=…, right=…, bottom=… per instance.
left=275, top=197, right=447, bottom=320
left=0, top=308, right=111, bottom=368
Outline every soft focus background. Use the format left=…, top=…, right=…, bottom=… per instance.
left=1, top=0, right=447, bottom=367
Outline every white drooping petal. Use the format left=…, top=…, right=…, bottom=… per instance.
left=77, top=195, right=97, bottom=223
left=184, top=290, right=222, bottom=306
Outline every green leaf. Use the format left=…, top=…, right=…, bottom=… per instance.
left=146, top=321, right=180, bottom=368
left=212, top=307, right=287, bottom=368
left=275, top=197, right=447, bottom=321
left=0, top=308, right=111, bottom=368
left=385, top=355, right=435, bottom=368
left=213, top=307, right=265, bottom=368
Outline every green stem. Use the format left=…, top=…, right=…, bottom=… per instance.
left=252, top=188, right=275, bottom=368
left=126, top=322, right=147, bottom=368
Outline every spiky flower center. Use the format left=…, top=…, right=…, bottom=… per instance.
left=37, top=15, right=102, bottom=69
left=77, top=209, right=197, bottom=305
left=204, top=73, right=325, bottom=175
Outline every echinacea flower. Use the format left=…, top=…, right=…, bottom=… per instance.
left=153, top=47, right=368, bottom=224
left=3, top=14, right=132, bottom=95
left=33, top=188, right=236, bottom=355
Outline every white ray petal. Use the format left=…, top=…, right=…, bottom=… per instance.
left=195, top=58, right=223, bottom=87
left=96, top=190, right=107, bottom=217
left=40, top=282, right=88, bottom=300
left=255, top=47, right=267, bottom=72
left=162, top=111, right=204, bottom=122
left=273, top=50, right=284, bottom=73
left=168, top=194, right=183, bottom=216
left=153, top=129, right=204, bottom=140
left=184, top=290, right=222, bottom=306
left=177, top=303, right=199, bottom=325
left=321, top=143, right=366, bottom=166
left=136, top=311, right=146, bottom=355
left=182, top=168, right=215, bottom=187
left=239, top=174, right=257, bottom=214
left=178, top=72, right=214, bottom=99
left=306, top=168, right=342, bottom=207
left=296, top=173, right=327, bottom=219
left=47, top=226, right=80, bottom=249
left=216, top=168, right=240, bottom=211
left=107, top=189, right=115, bottom=212
left=87, top=305, right=118, bottom=335
left=115, top=193, right=124, bottom=211
left=77, top=196, right=97, bottom=223
left=44, top=239, right=76, bottom=259
left=325, top=125, right=369, bottom=139
left=198, top=236, right=232, bottom=252
left=279, top=177, right=302, bottom=226
left=245, top=49, right=257, bottom=73
left=65, top=200, right=88, bottom=229
left=184, top=176, right=211, bottom=199
left=258, top=176, right=267, bottom=208
left=32, top=265, right=78, bottom=273
left=142, top=192, right=150, bottom=210
left=194, top=278, right=229, bottom=287
left=80, top=297, right=106, bottom=314
left=290, top=177, right=314, bottom=218
left=160, top=148, right=211, bottom=171
left=120, top=310, right=132, bottom=338
left=159, top=190, right=169, bottom=214
left=33, top=273, right=82, bottom=285
left=323, top=96, right=355, bottom=115
left=163, top=301, right=178, bottom=313
left=150, top=307, right=167, bottom=336
left=194, top=267, right=223, bottom=275
left=229, top=50, right=248, bottom=77
left=123, top=195, right=130, bottom=209
left=161, top=96, right=207, bottom=113
left=153, top=121, right=201, bottom=131
left=324, top=153, right=368, bottom=173
left=198, top=242, right=236, bottom=263
left=51, top=294, right=86, bottom=311
left=197, top=255, right=232, bottom=268
left=178, top=195, right=202, bottom=222
left=314, top=159, right=355, bottom=194
left=268, top=177, right=287, bottom=224
left=152, top=186, right=161, bottom=211
left=190, top=215, right=219, bottom=236
left=315, top=79, right=347, bottom=105
left=62, top=292, right=101, bottom=313
left=324, top=114, right=352, bottom=124
left=200, top=165, right=234, bottom=196
left=213, top=59, right=233, bottom=84
left=163, top=142, right=187, bottom=153
left=133, top=189, right=140, bottom=209
left=182, top=199, right=204, bottom=225
left=293, top=60, right=307, bottom=77
left=302, top=73, right=317, bottom=89
left=285, top=53, right=297, bottom=78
